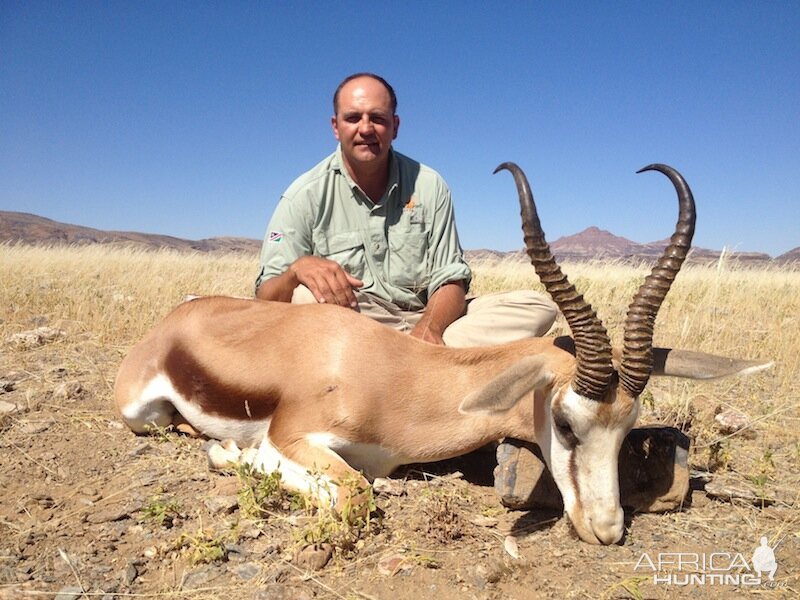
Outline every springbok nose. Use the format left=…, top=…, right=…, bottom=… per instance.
left=592, top=507, right=624, bottom=545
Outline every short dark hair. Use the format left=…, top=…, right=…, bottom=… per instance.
left=333, top=73, right=397, bottom=115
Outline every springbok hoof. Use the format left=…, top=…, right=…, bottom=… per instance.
left=207, top=439, right=243, bottom=470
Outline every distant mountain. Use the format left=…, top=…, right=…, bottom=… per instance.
left=775, top=247, right=800, bottom=264
left=466, top=226, right=775, bottom=266
left=0, top=211, right=262, bottom=254
left=1, top=210, right=790, bottom=265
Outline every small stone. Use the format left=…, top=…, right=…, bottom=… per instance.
left=19, top=418, right=56, bottom=434
left=182, top=566, right=220, bottom=589
left=54, top=587, right=84, bottom=600
left=377, top=553, right=413, bottom=577
left=470, top=515, right=499, bottom=528
left=127, top=443, right=154, bottom=457
left=203, top=495, right=238, bottom=515
left=472, top=557, right=510, bottom=587
left=7, top=327, right=65, bottom=349
left=87, top=506, right=130, bottom=524
left=53, top=381, right=84, bottom=401
left=373, top=477, right=405, bottom=496
left=293, top=543, right=333, bottom=571
left=0, top=400, right=17, bottom=416
left=715, top=409, right=756, bottom=438
left=123, top=563, right=138, bottom=585
left=235, top=562, right=260, bottom=580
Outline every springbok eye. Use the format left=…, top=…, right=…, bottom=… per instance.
left=553, top=415, right=579, bottom=447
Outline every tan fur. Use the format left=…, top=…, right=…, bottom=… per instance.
left=115, top=295, right=770, bottom=541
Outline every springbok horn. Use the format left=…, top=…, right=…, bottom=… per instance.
left=495, top=163, right=614, bottom=401
left=619, top=164, right=696, bottom=397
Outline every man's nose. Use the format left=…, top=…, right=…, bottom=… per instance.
left=358, top=116, right=374, bottom=135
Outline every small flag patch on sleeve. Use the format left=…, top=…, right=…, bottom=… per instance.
left=268, top=231, right=284, bottom=243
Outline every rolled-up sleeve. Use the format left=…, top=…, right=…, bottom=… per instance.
left=426, top=182, right=472, bottom=297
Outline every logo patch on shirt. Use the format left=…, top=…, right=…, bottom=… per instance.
left=268, top=231, right=284, bottom=243
left=404, top=197, right=416, bottom=210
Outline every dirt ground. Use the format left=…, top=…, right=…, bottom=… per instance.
left=0, top=324, right=797, bottom=599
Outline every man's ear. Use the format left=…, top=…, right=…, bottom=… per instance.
left=331, top=115, right=340, bottom=141
left=459, top=355, right=552, bottom=415
left=392, top=114, right=400, bottom=140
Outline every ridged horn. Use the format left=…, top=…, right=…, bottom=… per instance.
left=619, top=164, right=696, bottom=397
left=495, top=162, right=614, bottom=401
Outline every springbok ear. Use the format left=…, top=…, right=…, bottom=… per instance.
left=459, top=355, right=553, bottom=415
left=652, top=348, right=774, bottom=380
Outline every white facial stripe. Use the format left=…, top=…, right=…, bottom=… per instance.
left=544, top=387, right=638, bottom=544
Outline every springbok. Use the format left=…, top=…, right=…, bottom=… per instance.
left=114, top=163, right=771, bottom=545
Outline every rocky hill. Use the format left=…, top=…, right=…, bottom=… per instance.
left=1, top=210, right=791, bottom=265
left=467, top=226, right=775, bottom=266
left=0, top=211, right=261, bottom=254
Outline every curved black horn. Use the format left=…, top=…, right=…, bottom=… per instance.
left=495, top=162, right=615, bottom=401
left=619, top=164, right=696, bottom=397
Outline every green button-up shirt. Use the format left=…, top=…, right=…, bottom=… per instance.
left=255, top=146, right=472, bottom=311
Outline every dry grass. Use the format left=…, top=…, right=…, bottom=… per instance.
left=2, top=242, right=798, bottom=524
left=2, top=242, right=799, bottom=597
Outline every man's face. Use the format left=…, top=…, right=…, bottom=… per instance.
left=332, top=77, right=399, bottom=173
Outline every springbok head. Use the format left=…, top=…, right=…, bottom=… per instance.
left=497, top=162, right=696, bottom=544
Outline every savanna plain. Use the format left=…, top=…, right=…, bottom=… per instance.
left=0, top=245, right=798, bottom=599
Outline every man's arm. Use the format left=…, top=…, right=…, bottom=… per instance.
left=256, top=256, right=363, bottom=307
left=409, top=281, right=466, bottom=345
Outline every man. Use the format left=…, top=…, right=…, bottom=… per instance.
left=255, top=73, right=556, bottom=347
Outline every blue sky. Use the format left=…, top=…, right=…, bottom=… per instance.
left=2, top=1, right=798, bottom=256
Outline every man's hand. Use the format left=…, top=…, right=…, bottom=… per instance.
left=289, top=256, right=363, bottom=309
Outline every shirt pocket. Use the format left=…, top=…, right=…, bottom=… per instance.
left=313, top=231, right=367, bottom=281
left=388, top=231, right=430, bottom=291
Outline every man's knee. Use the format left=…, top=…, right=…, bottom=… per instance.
left=478, top=290, right=558, bottom=336
left=291, top=285, right=318, bottom=304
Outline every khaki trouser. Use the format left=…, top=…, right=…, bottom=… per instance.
left=291, top=286, right=557, bottom=348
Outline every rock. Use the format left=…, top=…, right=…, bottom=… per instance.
left=293, top=543, right=333, bottom=571
left=19, top=418, right=56, bottom=434
left=618, top=427, right=691, bottom=512
left=470, top=515, right=499, bottom=528
left=53, top=381, right=84, bottom=401
left=234, top=562, right=260, bottom=580
left=203, top=495, right=238, bottom=515
left=494, top=427, right=691, bottom=513
left=253, top=585, right=312, bottom=600
left=54, top=587, right=84, bottom=600
left=378, top=553, right=414, bottom=577
left=0, top=380, right=15, bottom=393
left=471, top=557, right=510, bottom=588
left=715, top=409, right=756, bottom=438
left=0, top=400, right=17, bottom=417
left=181, top=566, right=221, bottom=589
left=7, top=327, right=65, bottom=349
left=123, top=563, right=138, bottom=585
left=87, top=506, right=131, bottom=524
left=373, top=477, right=405, bottom=496
left=494, top=440, right=561, bottom=510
